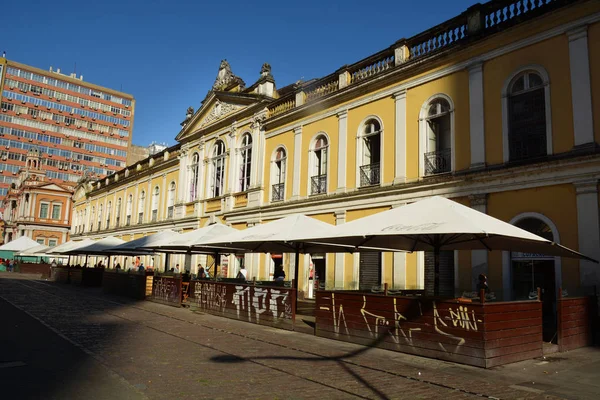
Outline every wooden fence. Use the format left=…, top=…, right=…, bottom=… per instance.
left=315, top=291, right=542, bottom=368
left=558, top=295, right=593, bottom=352
left=148, top=275, right=182, bottom=307
left=102, top=270, right=152, bottom=300
left=189, top=280, right=296, bottom=331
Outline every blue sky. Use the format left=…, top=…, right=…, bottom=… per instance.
left=2, top=0, right=479, bottom=146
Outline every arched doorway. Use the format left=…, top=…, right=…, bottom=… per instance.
left=510, top=216, right=557, bottom=343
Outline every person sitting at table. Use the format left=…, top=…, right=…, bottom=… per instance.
left=198, top=266, right=206, bottom=279
left=273, top=266, right=286, bottom=282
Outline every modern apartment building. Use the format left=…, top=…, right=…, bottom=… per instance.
left=0, top=56, right=135, bottom=198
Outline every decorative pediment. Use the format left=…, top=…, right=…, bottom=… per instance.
left=198, top=100, right=243, bottom=129
left=37, top=183, right=72, bottom=193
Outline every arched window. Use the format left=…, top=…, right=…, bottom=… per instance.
left=126, top=194, right=132, bottom=226
left=211, top=140, right=226, bottom=197
left=97, top=204, right=102, bottom=231
left=90, top=206, right=95, bottom=231
left=167, top=182, right=176, bottom=219
left=83, top=208, right=87, bottom=233
left=359, top=118, right=381, bottom=187
left=151, top=186, right=159, bottom=222
left=106, top=201, right=112, bottom=229
left=189, top=152, right=199, bottom=202
left=507, top=71, right=548, bottom=162
left=239, top=134, right=252, bottom=192
left=138, top=190, right=145, bottom=224
left=271, top=147, right=286, bottom=202
left=310, top=135, right=328, bottom=195
left=422, top=97, right=452, bottom=175
left=116, top=198, right=122, bottom=227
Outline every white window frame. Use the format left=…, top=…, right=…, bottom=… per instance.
left=167, top=182, right=176, bottom=218
left=308, top=133, right=330, bottom=195
left=126, top=194, right=133, bottom=225
left=501, top=65, right=552, bottom=163
left=210, top=140, right=226, bottom=198
left=106, top=201, right=112, bottom=228
left=356, top=116, right=384, bottom=187
left=238, top=133, right=252, bottom=192
left=138, top=191, right=145, bottom=224
left=51, top=203, right=61, bottom=220
left=152, top=185, right=160, bottom=221
left=39, top=201, right=49, bottom=219
left=418, top=93, right=455, bottom=177
left=270, top=146, right=287, bottom=202
left=48, top=238, right=58, bottom=247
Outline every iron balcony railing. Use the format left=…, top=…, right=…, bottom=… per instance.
left=424, top=148, right=451, bottom=175
left=272, top=182, right=285, bottom=202
left=311, top=174, right=327, bottom=195
left=138, top=213, right=143, bottom=224
left=106, top=219, right=110, bottom=229
left=115, top=217, right=120, bottom=228
left=360, top=163, right=380, bottom=187
left=126, top=215, right=131, bottom=226
left=151, top=210, right=158, bottom=222
left=167, top=206, right=174, bottom=219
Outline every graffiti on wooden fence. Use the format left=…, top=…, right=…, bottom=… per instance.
left=191, top=281, right=294, bottom=327
left=318, top=293, right=484, bottom=355
left=151, top=276, right=181, bottom=306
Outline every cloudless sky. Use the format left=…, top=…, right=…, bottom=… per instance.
left=2, top=0, right=480, bottom=147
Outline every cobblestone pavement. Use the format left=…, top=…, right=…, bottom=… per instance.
left=0, top=276, right=571, bottom=400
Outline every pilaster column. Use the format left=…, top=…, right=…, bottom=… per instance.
left=469, top=194, right=488, bottom=290
left=291, top=126, right=302, bottom=200
left=161, top=174, right=167, bottom=220
left=391, top=202, right=407, bottom=288
left=393, top=90, right=407, bottom=184
left=336, top=111, right=348, bottom=193
left=568, top=26, right=595, bottom=147
left=197, top=141, right=206, bottom=201
left=468, top=62, right=486, bottom=168
left=575, top=180, right=600, bottom=286
left=334, top=210, right=346, bottom=287
left=177, top=150, right=188, bottom=203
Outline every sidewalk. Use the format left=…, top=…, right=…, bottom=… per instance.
left=2, top=275, right=599, bottom=399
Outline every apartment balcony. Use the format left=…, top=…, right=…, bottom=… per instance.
left=310, top=174, right=327, bottom=195
left=271, top=182, right=285, bottom=202
left=360, top=163, right=380, bottom=187
left=424, top=148, right=451, bottom=176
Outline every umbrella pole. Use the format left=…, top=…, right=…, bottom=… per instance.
left=85, top=254, right=88, bottom=268
left=434, top=246, right=440, bottom=297
left=67, top=255, right=71, bottom=266
left=214, top=252, right=218, bottom=280
left=294, top=247, right=300, bottom=315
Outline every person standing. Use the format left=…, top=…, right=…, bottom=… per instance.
left=236, top=265, right=247, bottom=280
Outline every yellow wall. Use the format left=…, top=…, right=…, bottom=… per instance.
left=484, top=34, right=573, bottom=164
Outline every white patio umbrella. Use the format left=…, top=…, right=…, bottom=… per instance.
left=301, top=196, right=597, bottom=296
left=15, top=244, right=50, bottom=256
left=0, top=236, right=40, bottom=251
left=64, top=236, right=126, bottom=255
left=202, top=214, right=360, bottom=288
left=47, top=239, right=95, bottom=255
left=111, top=230, right=181, bottom=254
left=141, top=224, right=238, bottom=253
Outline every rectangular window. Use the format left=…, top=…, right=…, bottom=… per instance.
left=36, top=238, right=45, bottom=245
left=52, top=204, right=61, bottom=219
left=40, top=203, right=49, bottom=218
left=48, top=239, right=57, bottom=247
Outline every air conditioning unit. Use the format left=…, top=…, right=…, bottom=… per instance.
left=65, top=123, right=70, bottom=126
left=42, top=117, right=46, bottom=121
left=34, top=104, right=38, bottom=107
left=1, top=109, right=6, bottom=112
left=15, top=111, right=20, bottom=115
left=56, top=98, right=61, bottom=102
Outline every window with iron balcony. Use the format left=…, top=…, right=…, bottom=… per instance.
left=310, top=135, right=328, bottom=195
left=167, top=206, right=174, bottom=219
left=423, top=98, right=452, bottom=176
left=138, top=212, right=143, bottom=224
left=151, top=210, right=158, bottom=222
left=359, top=119, right=381, bottom=187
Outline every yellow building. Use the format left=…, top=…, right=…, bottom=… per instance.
left=73, top=0, right=600, bottom=310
